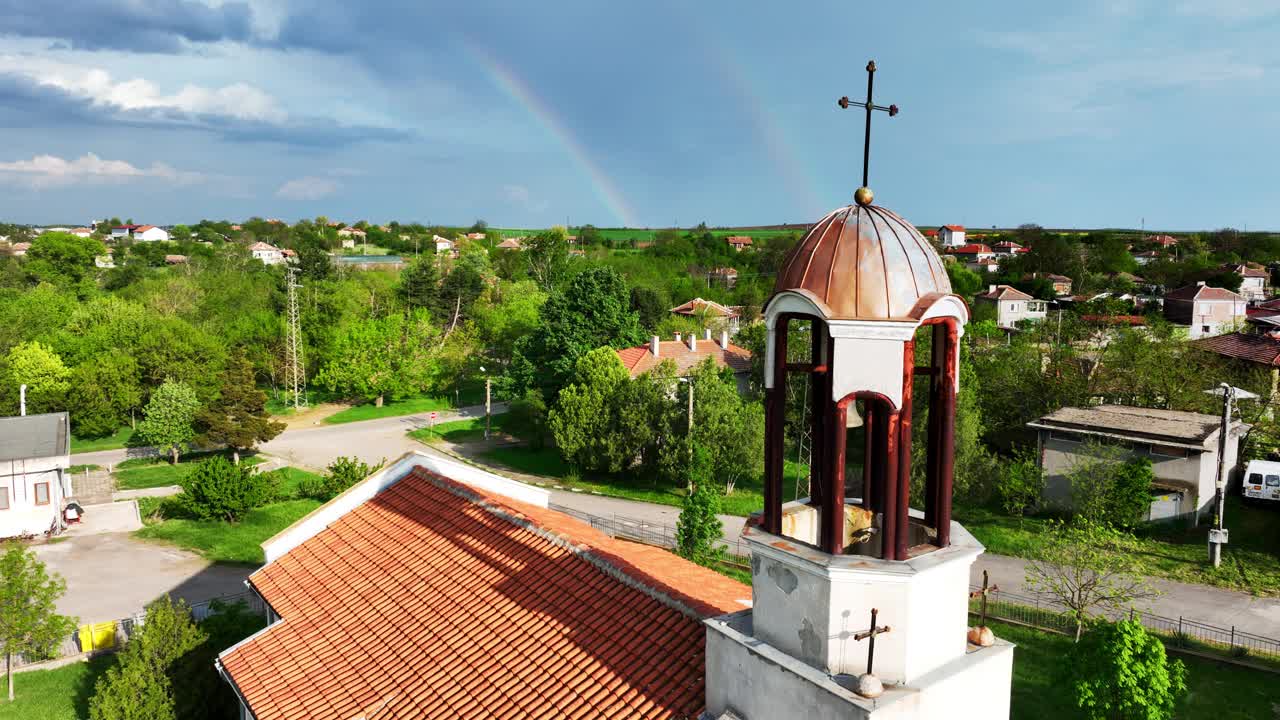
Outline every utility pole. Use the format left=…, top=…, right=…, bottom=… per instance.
left=286, top=268, right=308, bottom=410
left=1205, top=384, right=1256, bottom=565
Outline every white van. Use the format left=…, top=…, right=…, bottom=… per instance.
left=1242, top=459, right=1280, bottom=504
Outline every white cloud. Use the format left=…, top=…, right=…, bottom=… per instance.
left=0, top=153, right=204, bottom=189
left=277, top=176, right=340, bottom=200
left=0, top=57, right=286, bottom=122
left=503, top=184, right=548, bottom=213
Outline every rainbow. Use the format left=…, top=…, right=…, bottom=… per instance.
left=463, top=40, right=640, bottom=228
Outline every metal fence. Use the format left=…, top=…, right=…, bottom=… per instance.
left=15, top=590, right=266, bottom=671
left=969, top=584, right=1280, bottom=663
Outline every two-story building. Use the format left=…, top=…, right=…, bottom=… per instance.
left=938, top=224, right=966, bottom=247
left=249, top=242, right=285, bottom=265
left=1227, top=263, right=1269, bottom=302
left=974, top=284, right=1048, bottom=329
left=947, top=243, right=994, bottom=263
left=0, top=412, right=72, bottom=539
left=1028, top=405, right=1245, bottom=522
left=1163, top=283, right=1247, bottom=339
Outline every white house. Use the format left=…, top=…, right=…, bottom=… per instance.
left=1163, top=283, right=1247, bottom=339
left=433, top=234, right=454, bottom=254
left=337, top=226, right=366, bottom=239
left=249, top=241, right=286, bottom=265
left=340, top=237, right=356, bottom=249
left=69, top=228, right=94, bottom=238
left=0, top=412, right=72, bottom=539
left=1228, top=264, right=1269, bottom=302
left=133, top=225, right=169, bottom=242
left=975, top=284, right=1048, bottom=329
left=110, top=225, right=139, bottom=241
left=938, top=224, right=966, bottom=247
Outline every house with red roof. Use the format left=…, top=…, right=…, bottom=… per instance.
left=616, top=331, right=752, bottom=392
left=669, top=297, right=743, bottom=334
left=946, top=243, right=994, bottom=263
left=708, top=266, right=738, bottom=288
left=216, top=452, right=751, bottom=720
left=1225, top=263, right=1269, bottom=302
left=726, top=235, right=753, bottom=251
left=1146, top=234, right=1179, bottom=247
left=992, top=240, right=1025, bottom=256
left=1163, top=283, right=1246, bottom=339
left=975, top=284, right=1048, bottom=329
left=496, top=237, right=524, bottom=250
left=249, top=241, right=285, bottom=265
left=968, top=257, right=1000, bottom=274
left=938, top=224, right=966, bottom=247
left=1132, top=249, right=1162, bottom=266
left=133, top=225, right=169, bottom=242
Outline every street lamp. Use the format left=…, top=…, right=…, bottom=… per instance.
left=1203, top=384, right=1257, bottom=567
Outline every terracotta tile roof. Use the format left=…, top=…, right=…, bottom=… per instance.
left=669, top=298, right=738, bottom=318
left=248, top=241, right=280, bottom=252
left=616, top=340, right=751, bottom=377
left=1194, top=332, right=1280, bottom=367
left=943, top=224, right=965, bottom=231
left=1081, top=314, right=1146, bottom=326
left=993, top=241, right=1021, bottom=249
left=923, top=228, right=938, bottom=236
left=134, top=224, right=157, bottom=232
left=220, top=467, right=748, bottom=720
left=725, top=235, right=752, bottom=245
left=948, top=243, right=991, bottom=255
left=1164, top=284, right=1244, bottom=302
left=977, top=285, right=1034, bottom=301
left=1230, top=264, right=1269, bottom=278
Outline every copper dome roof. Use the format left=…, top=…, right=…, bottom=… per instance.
left=774, top=203, right=951, bottom=320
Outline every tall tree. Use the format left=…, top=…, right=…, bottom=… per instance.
left=675, top=444, right=723, bottom=566
left=315, top=311, right=441, bottom=407
left=89, top=596, right=206, bottom=720
left=23, top=232, right=106, bottom=288
left=396, top=256, right=441, bottom=314
left=67, top=353, right=143, bottom=438
left=196, top=350, right=285, bottom=463
left=137, top=379, right=201, bottom=464
left=0, top=543, right=76, bottom=702
left=525, top=226, right=571, bottom=291
left=548, top=347, right=631, bottom=472
left=3, top=341, right=71, bottom=415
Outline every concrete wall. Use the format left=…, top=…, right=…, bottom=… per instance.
left=0, top=455, right=69, bottom=539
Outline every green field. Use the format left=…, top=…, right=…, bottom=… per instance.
left=114, top=454, right=264, bottom=490
left=69, top=427, right=137, bottom=453
left=992, top=620, right=1274, bottom=720
left=135, top=498, right=321, bottom=564
left=957, top=496, right=1280, bottom=596
left=0, top=656, right=115, bottom=720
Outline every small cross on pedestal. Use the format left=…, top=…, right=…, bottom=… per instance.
left=853, top=607, right=892, bottom=698
left=967, top=569, right=999, bottom=647
left=837, top=60, right=900, bottom=205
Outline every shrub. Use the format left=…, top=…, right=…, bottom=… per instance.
left=505, top=389, right=549, bottom=449
left=1069, top=619, right=1187, bottom=720
left=996, top=447, right=1045, bottom=518
left=176, top=457, right=279, bottom=522
left=299, top=456, right=379, bottom=502
left=675, top=445, right=723, bottom=566
left=1107, top=458, right=1154, bottom=529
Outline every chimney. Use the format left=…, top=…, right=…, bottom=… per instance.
left=688, top=333, right=697, bottom=352
left=674, top=332, right=682, bottom=343
left=720, top=330, right=729, bottom=348
left=988, top=284, right=997, bottom=294
left=704, top=328, right=712, bottom=341
left=650, top=335, right=660, bottom=357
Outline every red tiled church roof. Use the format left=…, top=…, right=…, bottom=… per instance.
left=616, top=340, right=751, bottom=377
left=220, top=466, right=749, bottom=720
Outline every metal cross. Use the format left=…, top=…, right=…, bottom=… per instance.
left=969, top=570, right=1000, bottom=627
left=837, top=60, right=900, bottom=189
left=853, top=608, right=892, bottom=676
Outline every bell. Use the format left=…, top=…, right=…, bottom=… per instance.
left=846, top=403, right=864, bottom=429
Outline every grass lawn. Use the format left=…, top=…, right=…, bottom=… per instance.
left=992, top=620, right=1275, bottom=719
left=957, top=496, right=1280, bottom=596
left=69, top=426, right=136, bottom=453
left=273, top=466, right=324, bottom=498
left=0, top=655, right=115, bottom=720
left=135, top=498, right=321, bottom=564
left=114, top=454, right=263, bottom=491
left=409, top=414, right=510, bottom=444
left=324, top=385, right=488, bottom=425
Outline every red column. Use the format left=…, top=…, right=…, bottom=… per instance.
left=895, top=341, right=915, bottom=561
left=937, top=321, right=959, bottom=547
left=862, top=403, right=876, bottom=511
left=881, top=412, right=900, bottom=561
left=821, top=402, right=848, bottom=554
left=763, top=319, right=789, bottom=535
left=924, top=325, right=942, bottom=530
left=808, top=326, right=828, bottom=508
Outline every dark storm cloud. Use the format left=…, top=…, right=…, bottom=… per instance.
left=0, top=0, right=255, bottom=53
left=0, top=73, right=412, bottom=147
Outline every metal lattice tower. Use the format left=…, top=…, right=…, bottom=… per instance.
left=793, top=378, right=814, bottom=500
left=286, top=269, right=308, bottom=409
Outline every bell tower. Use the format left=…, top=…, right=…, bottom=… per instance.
left=702, top=62, right=1013, bottom=720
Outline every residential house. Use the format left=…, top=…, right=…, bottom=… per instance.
left=0, top=412, right=72, bottom=539
left=669, top=297, right=743, bottom=334
left=968, top=257, right=999, bottom=274
left=433, top=235, right=456, bottom=257
left=10, top=242, right=30, bottom=257
left=726, top=235, right=753, bottom=251
left=974, top=284, right=1048, bottom=329
left=616, top=331, right=752, bottom=393
left=69, top=228, right=94, bottom=238
left=1028, top=405, right=1245, bottom=522
left=133, top=225, right=169, bottom=242
left=992, top=240, right=1024, bottom=256
left=249, top=242, right=285, bottom=265
left=465, top=232, right=486, bottom=240
left=1163, top=283, right=1246, bottom=339
left=216, top=452, right=752, bottom=720
left=1025, top=272, right=1072, bottom=296
left=1146, top=234, right=1179, bottom=248
left=1227, top=263, right=1269, bottom=302
left=1132, top=250, right=1162, bottom=266
left=337, top=226, right=366, bottom=239
left=281, top=248, right=297, bottom=263
left=946, top=243, right=994, bottom=263
left=938, top=224, right=966, bottom=247
left=496, top=237, right=523, bottom=250
left=923, top=228, right=939, bottom=240
left=110, top=224, right=140, bottom=241
left=708, top=266, right=738, bottom=288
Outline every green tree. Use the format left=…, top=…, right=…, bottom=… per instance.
left=675, top=445, right=723, bottom=566
left=686, top=359, right=763, bottom=494
left=1069, top=619, right=1187, bottom=720
left=177, top=456, right=279, bottom=522
left=137, top=379, right=201, bottom=464
left=299, top=456, right=380, bottom=502
left=505, top=389, right=549, bottom=450
left=996, top=448, right=1045, bottom=519
left=296, top=243, right=333, bottom=282
left=88, top=653, right=173, bottom=719
left=196, top=351, right=285, bottom=464
left=67, top=354, right=143, bottom=438
left=89, top=596, right=206, bottom=720
left=1024, top=521, right=1158, bottom=641
left=548, top=348, right=631, bottom=471
left=314, top=311, right=441, bottom=407
left=629, top=286, right=668, bottom=331
left=1108, top=458, right=1154, bottom=529
left=23, top=232, right=106, bottom=288
left=397, top=255, right=441, bottom=314
left=945, top=261, right=985, bottom=298
left=4, top=341, right=71, bottom=415
left=525, top=226, right=571, bottom=291
left=0, top=543, right=76, bottom=702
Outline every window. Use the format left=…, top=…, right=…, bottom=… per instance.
left=34, top=482, right=50, bottom=506
left=1268, top=475, right=1280, bottom=488
left=1201, top=325, right=1211, bottom=334
left=0, top=487, right=7, bottom=510
left=1249, top=473, right=1264, bottom=486
left=1149, top=444, right=1188, bottom=458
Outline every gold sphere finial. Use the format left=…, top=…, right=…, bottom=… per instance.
left=854, top=186, right=874, bottom=206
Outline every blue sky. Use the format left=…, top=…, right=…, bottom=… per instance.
left=1, top=0, right=1277, bottom=230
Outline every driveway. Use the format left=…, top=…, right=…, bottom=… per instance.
left=32, top=533, right=253, bottom=624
